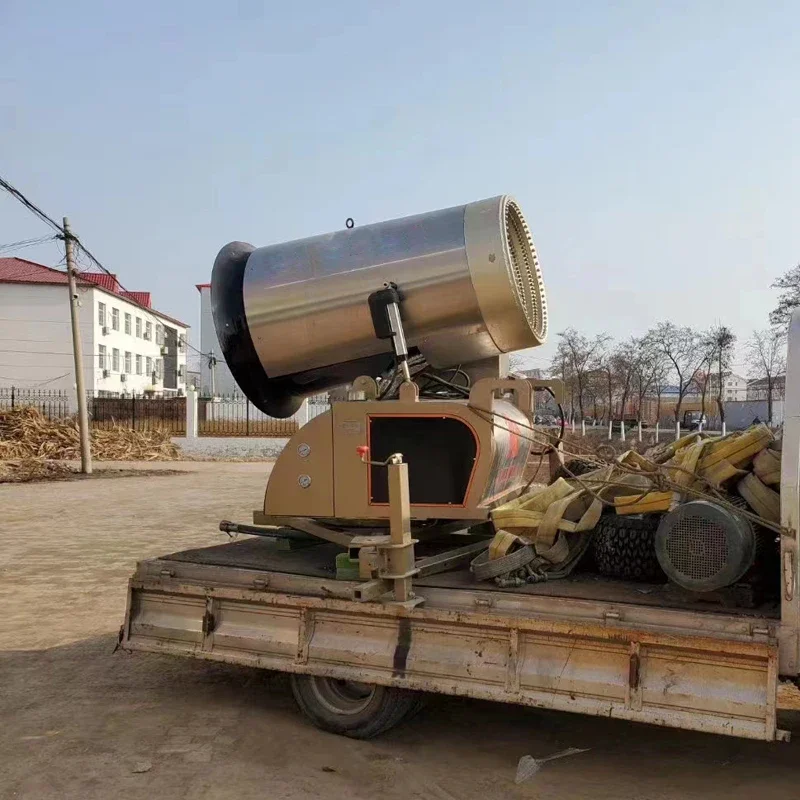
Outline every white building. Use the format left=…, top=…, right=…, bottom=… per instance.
left=196, top=283, right=237, bottom=396
left=709, top=372, right=749, bottom=402
left=0, top=257, right=189, bottom=400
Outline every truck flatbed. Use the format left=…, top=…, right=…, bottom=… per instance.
left=122, top=536, right=789, bottom=742
left=162, top=536, right=779, bottom=618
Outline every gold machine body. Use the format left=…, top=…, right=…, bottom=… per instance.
left=211, top=194, right=550, bottom=526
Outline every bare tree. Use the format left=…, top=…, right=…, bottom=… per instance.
left=770, top=265, right=800, bottom=326
left=694, top=331, right=717, bottom=420
left=631, top=338, right=663, bottom=423
left=707, top=324, right=736, bottom=429
left=647, top=322, right=707, bottom=425
left=695, top=366, right=712, bottom=419
left=508, top=353, right=528, bottom=374
left=610, top=338, right=640, bottom=419
left=551, top=341, right=575, bottom=421
left=596, top=347, right=619, bottom=423
left=745, top=328, right=787, bottom=423
left=582, top=368, right=604, bottom=422
left=554, top=329, right=609, bottom=421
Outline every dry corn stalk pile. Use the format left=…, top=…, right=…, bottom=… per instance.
left=484, top=424, right=782, bottom=579
left=0, top=406, right=180, bottom=462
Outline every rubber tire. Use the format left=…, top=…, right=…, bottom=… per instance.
left=290, top=674, right=421, bottom=739
left=591, top=513, right=665, bottom=582
left=549, top=458, right=598, bottom=484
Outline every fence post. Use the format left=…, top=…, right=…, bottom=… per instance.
left=296, top=398, right=309, bottom=427
left=132, top=395, right=136, bottom=431
left=10, top=386, right=14, bottom=409
left=246, top=399, right=250, bottom=436
left=186, top=387, right=198, bottom=438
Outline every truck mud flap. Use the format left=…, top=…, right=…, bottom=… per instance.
left=123, top=581, right=785, bottom=742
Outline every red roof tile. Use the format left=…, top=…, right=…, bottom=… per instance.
left=0, top=257, right=75, bottom=285
left=0, top=257, right=188, bottom=327
left=121, top=291, right=151, bottom=308
left=82, top=271, right=121, bottom=292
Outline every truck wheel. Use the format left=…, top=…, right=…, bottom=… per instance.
left=592, top=513, right=665, bottom=582
left=289, top=674, right=421, bottom=739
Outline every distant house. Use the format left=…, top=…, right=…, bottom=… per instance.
left=518, top=368, right=543, bottom=380
left=0, top=257, right=188, bottom=398
left=747, top=375, right=786, bottom=401
left=708, top=372, right=748, bottom=402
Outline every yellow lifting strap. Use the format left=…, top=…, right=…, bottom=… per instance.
left=491, top=478, right=603, bottom=549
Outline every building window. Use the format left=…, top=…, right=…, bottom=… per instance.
left=135, top=317, right=142, bottom=338
left=98, top=344, right=107, bottom=370
left=124, top=312, right=132, bottom=335
left=155, top=359, right=163, bottom=380
left=111, top=307, right=120, bottom=331
left=112, top=348, right=120, bottom=372
left=144, top=321, right=152, bottom=341
left=124, top=351, right=132, bottom=374
left=155, top=324, right=164, bottom=345
left=178, top=333, right=185, bottom=351
left=135, top=354, right=142, bottom=375
left=146, top=356, right=153, bottom=376
left=98, top=302, right=106, bottom=327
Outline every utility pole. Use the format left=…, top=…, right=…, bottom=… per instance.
left=64, top=218, right=92, bottom=474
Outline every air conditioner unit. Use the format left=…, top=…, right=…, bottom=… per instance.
left=102, top=326, right=109, bottom=336
left=120, top=374, right=127, bottom=383
left=102, top=369, right=110, bottom=378
left=160, top=345, right=168, bottom=355
left=177, top=366, right=184, bottom=378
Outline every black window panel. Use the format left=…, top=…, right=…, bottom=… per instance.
left=368, top=416, right=477, bottom=505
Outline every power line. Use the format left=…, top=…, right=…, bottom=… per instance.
left=0, top=235, right=59, bottom=255
left=0, top=172, right=206, bottom=356
left=0, top=176, right=63, bottom=233
left=0, top=371, right=73, bottom=386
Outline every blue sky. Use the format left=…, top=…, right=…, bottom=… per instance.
left=2, top=1, right=798, bottom=372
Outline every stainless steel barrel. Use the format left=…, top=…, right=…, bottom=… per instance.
left=212, top=195, right=547, bottom=417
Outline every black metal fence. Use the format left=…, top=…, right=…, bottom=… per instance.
left=1, top=387, right=327, bottom=438
left=0, top=387, right=71, bottom=419
left=90, top=395, right=186, bottom=434
left=198, top=395, right=298, bottom=437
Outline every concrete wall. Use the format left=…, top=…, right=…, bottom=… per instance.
left=173, top=436, right=288, bottom=458
left=722, top=399, right=785, bottom=430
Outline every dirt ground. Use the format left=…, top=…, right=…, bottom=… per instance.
left=2, top=461, right=800, bottom=800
